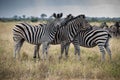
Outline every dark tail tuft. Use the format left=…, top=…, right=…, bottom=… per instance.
left=108, top=33, right=112, bottom=38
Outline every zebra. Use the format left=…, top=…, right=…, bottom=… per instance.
left=114, top=21, right=120, bottom=35
left=63, top=25, right=112, bottom=61
left=100, top=22, right=109, bottom=29
left=12, top=13, right=63, bottom=60
left=33, top=14, right=74, bottom=59
left=110, top=21, right=120, bottom=37
left=110, top=25, right=118, bottom=37
left=53, top=16, right=112, bottom=61
left=33, top=14, right=92, bottom=60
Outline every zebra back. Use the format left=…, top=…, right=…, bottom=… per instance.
left=73, top=28, right=112, bottom=47
left=12, top=13, right=63, bottom=44
left=13, top=23, right=45, bottom=44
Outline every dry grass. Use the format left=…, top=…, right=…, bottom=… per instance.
left=0, top=22, right=120, bottom=80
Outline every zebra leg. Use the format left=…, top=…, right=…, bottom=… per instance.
left=98, top=45, right=106, bottom=61
left=73, top=43, right=80, bottom=60
left=13, top=39, right=24, bottom=59
left=37, top=45, right=40, bottom=59
left=59, top=43, right=65, bottom=60
left=65, top=43, right=70, bottom=59
left=33, top=45, right=37, bottom=59
left=42, top=42, right=49, bottom=60
left=105, top=46, right=112, bottom=61
left=42, top=43, right=45, bottom=60
left=33, top=45, right=40, bottom=59
left=104, top=44, right=112, bottom=61
left=45, top=44, right=50, bottom=60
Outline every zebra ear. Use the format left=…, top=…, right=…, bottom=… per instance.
left=39, top=24, right=43, bottom=26
left=59, top=13, right=63, bottom=18
left=56, top=13, right=63, bottom=18
left=67, top=14, right=73, bottom=19
left=67, top=14, right=71, bottom=18
left=53, top=13, right=57, bottom=18
left=57, top=14, right=59, bottom=18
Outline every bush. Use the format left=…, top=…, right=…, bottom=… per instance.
left=31, top=17, right=38, bottom=22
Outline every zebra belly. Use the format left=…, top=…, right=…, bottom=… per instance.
left=26, top=40, right=40, bottom=45
left=79, top=40, right=97, bottom=48
left=80, top=44, right=97, bottom=48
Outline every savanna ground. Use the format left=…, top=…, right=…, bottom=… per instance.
left=0, top=22, right=120, bottom=80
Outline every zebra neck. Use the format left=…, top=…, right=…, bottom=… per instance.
left=38, top=26, right=57, bottom=43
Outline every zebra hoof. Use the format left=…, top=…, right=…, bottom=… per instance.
left=33, top=56, right=36, bottom=58
left=58, top=56, right=62, bottom=60
left=65, top=56, right=69, bottom=60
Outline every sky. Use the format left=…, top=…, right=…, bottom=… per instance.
left=0, top=0, right=120, bottom=18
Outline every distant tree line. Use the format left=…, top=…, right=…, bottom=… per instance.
left=0, top=13, right=120, bottom=22
left=0, top=13, right=53, bottom=22
left=87, top=17, right=120, bottom=22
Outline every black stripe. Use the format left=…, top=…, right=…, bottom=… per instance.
left=88, top=33, right=107, bottom=45
left=15, top=25, right=29, bottom=41
left=21, top=23, right=31, bottom=42
left=13, top=29, right=24, bottom=37
left=35, top=27, right=39, bottom=44
left=85, top=30, right=106, bottom=45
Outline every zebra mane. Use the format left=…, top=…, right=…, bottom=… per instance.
left=39, top=24, right=44, bottom=26
left=39, top=23, right=47, bottom=27
left=61, top=14, right=86, bottom=27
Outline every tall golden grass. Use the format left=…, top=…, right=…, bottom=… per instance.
left=0, top=22, right=120, bottom=80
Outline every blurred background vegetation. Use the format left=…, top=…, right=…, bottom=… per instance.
left=0, top=13, right=120, bottom=22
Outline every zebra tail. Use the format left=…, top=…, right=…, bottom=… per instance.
left=105, top=30, right=112, bottom=38
left=108, top=33, right=112, bottom=38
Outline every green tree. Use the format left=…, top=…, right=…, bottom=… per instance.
left=13, top=15, right=18, bottom=21
left=22, top=15, right=26, bottom=20
left=31, top=16, right=38, bottom=22
left=40, top=13, right=47, bottom=20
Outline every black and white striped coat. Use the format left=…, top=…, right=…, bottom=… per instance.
left=66, top=28, right=112, bottom=61
left=12, top=13, right=63, bottom=59
left=34, top=14, right=91, bottom=60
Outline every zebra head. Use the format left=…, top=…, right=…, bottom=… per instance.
left=100, top=22, right=108, bottom=29
left=62, top=14, right=92, bottom=31
left=115, top=21, right=120, bottom=27
left=52, top=13, right=63, bottom=28
left=60, top=14, right=74, bottom=26
left=77, top=14, right=92, bottom=30
left=45, top=13, right=63, bottom=31
left=42, top=13, right=63, bottom=42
